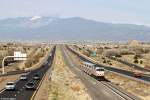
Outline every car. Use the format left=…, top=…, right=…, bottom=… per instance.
left=25, top=82, right=35, bottom=90
left=20, top=74, right=28, bottom=80
left=33, top=74, right=40, bottom=80
left=5, top=82, right=16, bottom=90
left=133, top=71, right=143, bottom=77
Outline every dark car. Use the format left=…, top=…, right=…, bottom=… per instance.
left=33, top=74, right=40, bottom=80
left=25, top=82, right=35, bottom=90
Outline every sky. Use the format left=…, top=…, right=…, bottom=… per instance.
left=0, top=0, right=150, bottom=26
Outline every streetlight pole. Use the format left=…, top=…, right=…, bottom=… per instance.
left=2, top=56, right=27, bottom=74
left=2, top=56, right=14, bottom=74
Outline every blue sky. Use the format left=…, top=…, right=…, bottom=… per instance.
left=0, top=0, right=150, bottom=26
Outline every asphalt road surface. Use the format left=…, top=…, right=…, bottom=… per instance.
left=0, top=46, right=56, bottom=100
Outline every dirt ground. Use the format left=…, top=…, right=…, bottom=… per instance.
left=48, top=47, right=91, bottom=100
left=121, top=54, right=150, bottom=68
left=105, top=72, right=150, bottom=100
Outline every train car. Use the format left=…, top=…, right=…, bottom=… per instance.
left=81, top=61, right=105, bottom=80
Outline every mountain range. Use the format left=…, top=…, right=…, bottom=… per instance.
left=0, top=16, right=150, bottom=41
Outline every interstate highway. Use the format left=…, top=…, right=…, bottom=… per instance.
left=0, top=46, right=56, bottom=100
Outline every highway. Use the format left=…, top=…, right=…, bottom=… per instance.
left=66, top=45, right=150, bottom=83
left=107, top=56, right=150, bottom=72
left=61, top=45, right=140, bottom=100
left=0, top=46, right=56, bottom=100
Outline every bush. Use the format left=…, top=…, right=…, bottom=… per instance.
left=134, top=54, right=143, bottom=59
left=33, top=55, right=40, bottom=64
left=103, top=60, right=106, bottom=63
left=134, top=59, right=138, bottom=63
left=115, top=54, right=122, bottom=58
left=38, top=52, right=45, bottom=57
left=25, top=60, right=32, bottom=68
left=140, top=60, right=143, bottom=64
left=105, top=50, right=119, bottom=57
left=120, top=49, right=134, bottom=55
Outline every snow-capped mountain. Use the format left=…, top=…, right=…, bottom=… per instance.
left=0, top=17, right=150, bottom=41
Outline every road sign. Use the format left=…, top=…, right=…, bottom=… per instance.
left=14, top=51, right=27, bottom=61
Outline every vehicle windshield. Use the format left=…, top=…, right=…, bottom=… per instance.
left=35, top=74, right=39, bottom=76
left=21, top=75, right=26, bottom=77
left=96, top=69, right=104, bottom=71
left=7, top=83, right=14, bottom=85
left=28, top=83, right=34, bottom=85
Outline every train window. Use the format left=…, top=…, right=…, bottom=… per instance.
left=96, top=69, right=104, bottom=71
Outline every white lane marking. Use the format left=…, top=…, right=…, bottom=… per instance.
left=0, top=89, right=6, bottom=94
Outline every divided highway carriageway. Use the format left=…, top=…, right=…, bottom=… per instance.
left=0, top=46, right=56, bottom=100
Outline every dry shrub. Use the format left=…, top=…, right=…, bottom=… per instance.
left=120, top=49, right=134, bottom=55
left=133, top=47, right=150, bottom=54
left=24, top=59, right=32, bottom=68
left=105, top=50, right=121, bottom=57
left=71, top=85, right=81, bottom=92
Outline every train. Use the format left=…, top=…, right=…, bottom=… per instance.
left=81, top=61, right=105, bottom=80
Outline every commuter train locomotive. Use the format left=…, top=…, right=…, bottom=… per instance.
left=81, top=61, right=105, bottom=80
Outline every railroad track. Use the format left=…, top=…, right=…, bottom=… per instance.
left=63, top=46, right=141, bottom=100
left=99, top=81, right=137, bottom=100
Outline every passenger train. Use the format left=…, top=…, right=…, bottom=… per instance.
left=81, top=61, right=105, bottom=80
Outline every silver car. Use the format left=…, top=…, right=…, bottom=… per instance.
left=5, top=82, right=16, bottom=90
left=20, top=74, right=28, bottom=80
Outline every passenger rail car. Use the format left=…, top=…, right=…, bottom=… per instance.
left=81, top=62, right=105, bottom=79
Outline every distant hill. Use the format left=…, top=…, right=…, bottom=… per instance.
left=0, top=17, right=150, bottom=41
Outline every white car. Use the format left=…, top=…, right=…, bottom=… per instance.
left=5, top=82, right=16, bottom=90
left=20, top=74, right=28, bottom=80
